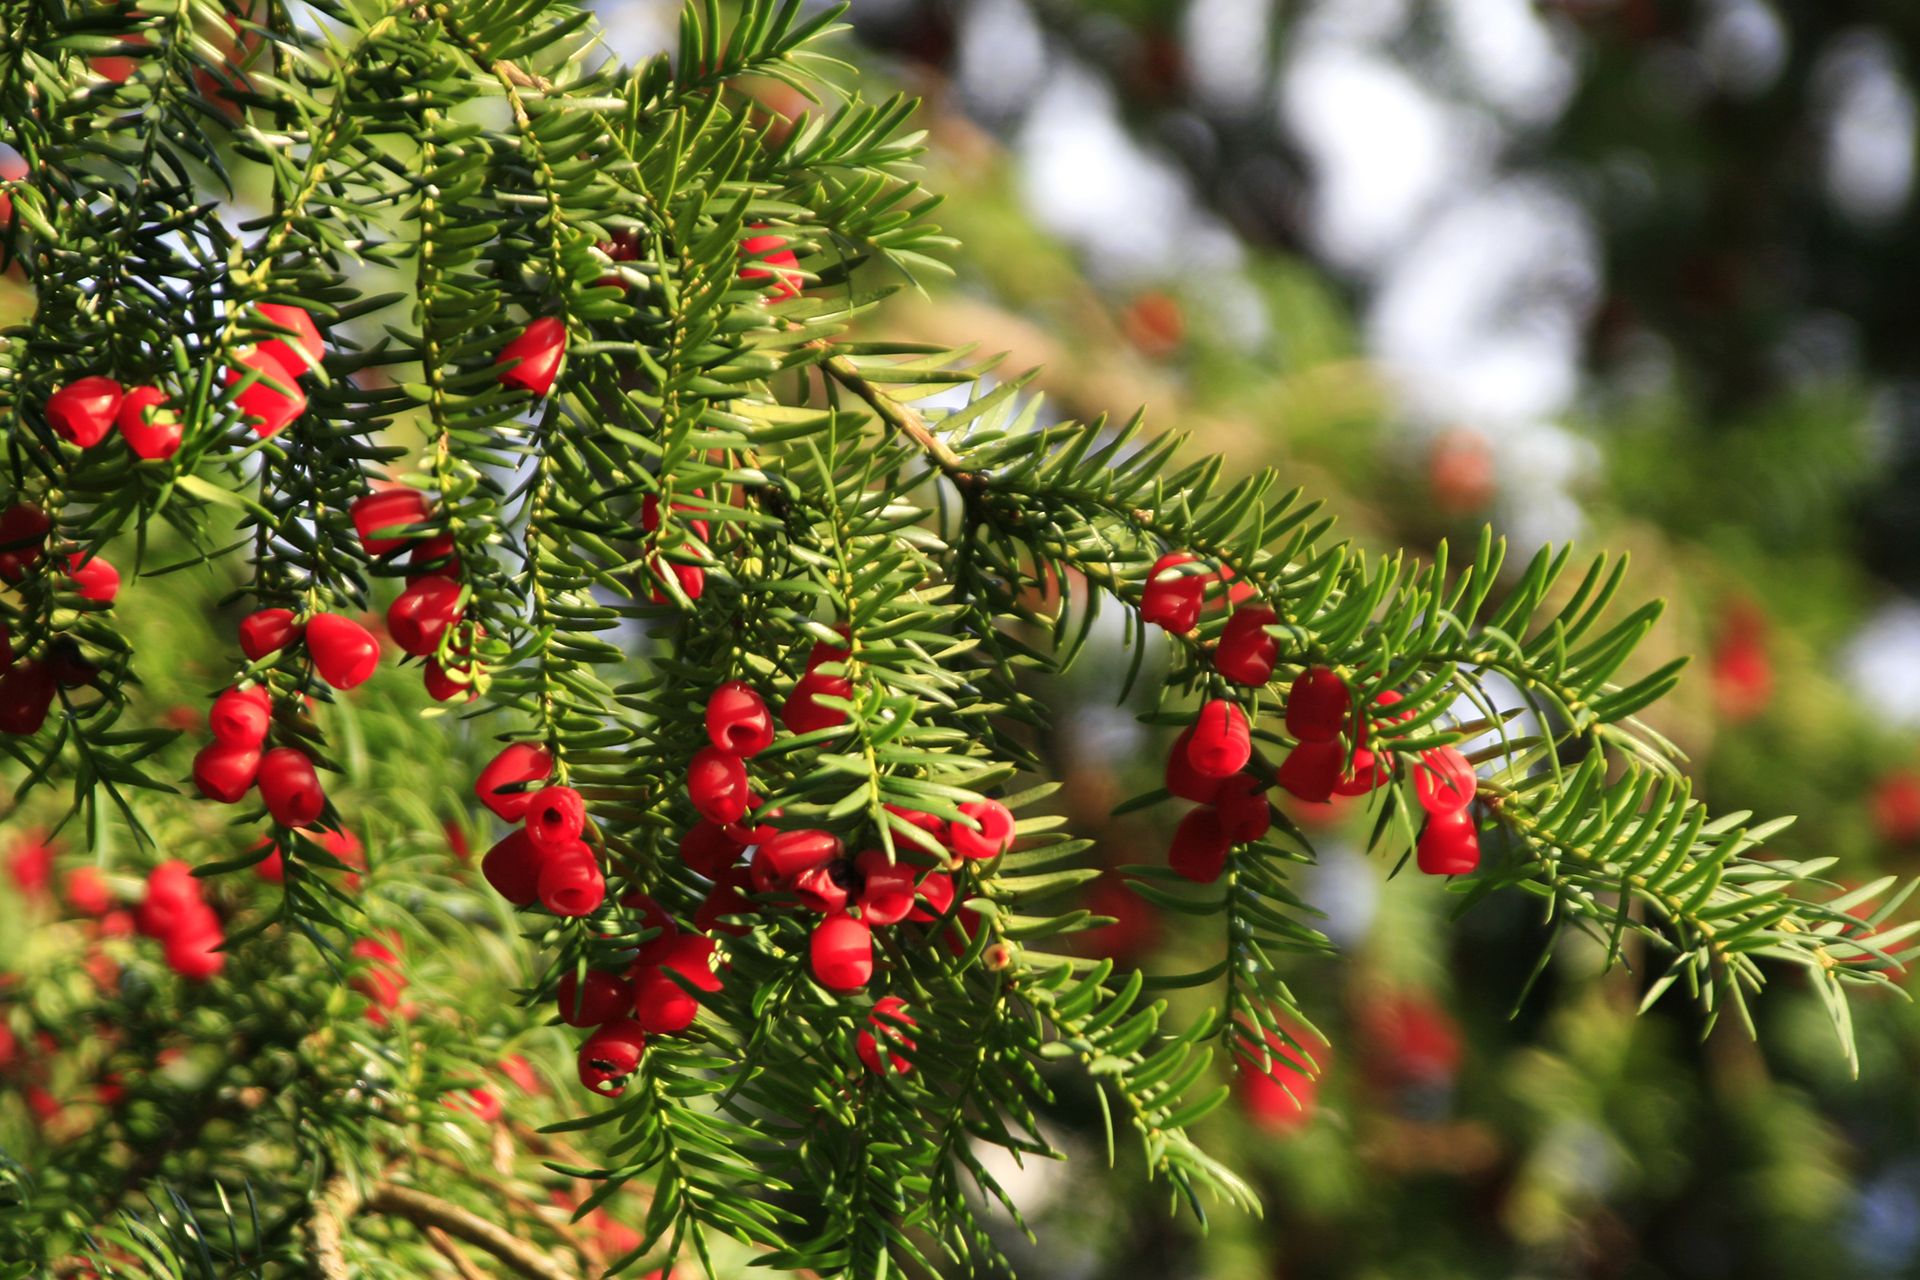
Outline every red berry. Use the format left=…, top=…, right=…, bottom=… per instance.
left=751, top=828, right=842, bottom=892
left=1214, top=775, right=1272, bottom=843
left=1275, top=740, right=1343, bottom=804
left=0, top=502, right=50, bottom=584
left=794, top=859, right=853, bottom=914
left=884, top=805, right=948, bottom=852
left=1332, top=750, right=1391, bottom=797
left=254, top=837, right=285, bottom=883
left=250, top=302, right=325, bottom=376
left=137, top=860, right=204, bottom=938
left=46, top=377, right=123, bottom=447
left=577, top=1019, right=646, bottom=1096
left=1165, top=726, right=1226, bottom=803
left=1170, top=807, right=1231, bottom=883
left=1413, top=746, right=1476, bottom=816
left=476, top=743, right=553, bottom=820
left=226, top=345, right=306, bottom=436
left=705, top=681, right=774, bottom=757
left=0, top=661, right=55, bottom=735
left=163, top=925, right=225, bottom=981
left=908, top=870, right=955, bottom=923
left=350, top=488, right=433, bottom=556
left=740, top=227, right=803, bottom=300
left=117, top=386, right=182, bottom=459
left=306, top=612, right=380, bottom=689
left=1285, top=668, right=1350, bottom=742
left=442, top=1085, right=503, bottom=1123
left=1186, top=700, right=1251, bottom=779
left=1216, top=606, right=1278, bottom=685
left=856, top=996, right=917, bottom=1075
left=523, top=785, right=587, bottom=852
left=782, top=670, right=851, bottom=735
left=809, top=912, right=873, bottom=992
left=679, top=819, right=745, bottom=878
left=407, top=532, right=460, bottom=577
left=855, top=849, right=917, bottom=926
left=65, top=552, right=119, bottom=604
left=63, top=866, right=112, bottom=917
left=806, top=626, right=851, bottom=671
left=481, top=829, right=542, bottom=906
left=641, top=491, right=710, bottom=543
left=696, top=864, right=756, bottom=936
left=258, top=747, right=324, bottom=826
left=556, top=969, right=633, bottom=1027
left=424, top=654, right=479, bottom=702
left=1417, top=809, right=1480, bottom=876
left=1141, top=552, right=1206, bottom=633
left=632, top=935, right=721, bottom=1035
left=496, top=316, right=566, bottom=396
left=208, top=684, right=271, bottom=747
left=686, top=746, right=749, bottom=825
left=193, top=741, right=261, bottom=803
left=238, top=608, right=301, bottom=659
left=950, top=799, right=1015, bottom=861
left=536, top=842, right=605, bottom=917
left=386, top=575, right=463, bottom=657
left=350, top=935, right=407, bottom=1013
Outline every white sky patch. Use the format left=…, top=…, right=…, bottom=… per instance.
left=1181, top=0, right=1276, bottom=116
left=1844, top=601, right=1920, bottom=727
left=957, top=0, right=1050, bottom=119
left=595, top=0, right=677, bottom=66
left=1699, top=0, right=1789, bottom=98
left=1817, top=30, right=1918, bottom=228
left=1438, top=0, right=1576, bottom=126
left=1016, top=65, right=1244, bottom=284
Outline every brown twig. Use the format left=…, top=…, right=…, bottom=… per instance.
left=363, top=1183, right=579, bottom=1280
left=425, top=1225, right=494, bottom=1280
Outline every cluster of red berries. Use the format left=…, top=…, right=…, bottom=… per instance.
left=136, top=861, right=225, bottom=981
left=350, top=933, right=415, bottom=1025
left=783, top=628, right=852, bottom=734
left=44, top=375, right=182, bottom=460
left=0, top=501, right=123, bottom=735
left=226, top=303, right=325, bottom=437
left=350, top=486, right=477, bottom=702
left=1143, top=549, right=1484, bottom=877
left=476, top=746, right=605, bottom=917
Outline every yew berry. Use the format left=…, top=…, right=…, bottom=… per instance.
left=0, top=661, right=55, bottom=735
left=646, top=555, right=706, bottom=605
left=706, top=681, right=774, bottom=757
left=238, top=608, right=301, bottom=659
left=0, top=502, right=51, bottom=584
left=856, top=996, right=918, bottom=1076
left=1187, top=700, right=1251, bottom=779
left=1413, top=746, right=1476, bottom=815
left=1216, top=606, right=1278, bottom=686
left=136, top=860, right=203, bottom=938
left=641, top=491, right=710, bottom=544
left=193, top=741, right=261, bottom=803
left=350, top=936, right=407, bottom=1017
left=306, top=612, right=380, bottom=689
left=1416, top=809, right=1480, bottom=876
left=1170, top=807, right=1231, bottom=883
left=163, top=925, right=225, bottom=981
left=407, top=533, right=460, bottom=578
left=481, top=829, right=542, bottom=907
left=1214, top=775, right=1272, bottom=843
left=908, top=870, right=955, bottom=923
left=476, top=744, right=553, bottom=820
left=1285, top=668, right=1350, bottom=743
left=424, top=653, right=479, bottom=702
left=386, top=575, right=463, bottom=657
left=794, top=859, right=853, bottom=914
left=443, top=1085, right=503, bottom=1124
left=226, top=346, right=306, bottom=436
left=632, top=935, right=721, bottom=1035
left=496, top=316, right=566, bottom=396
left=1331, top=750, right=1391, bottom=797
left=1275, top=740, right=1343, bottom=804
left=752, top=828, right=842, bottom=893
left=725, top=801, right=779, bottom=848
left=853, top=850, right=917, bottom=926
left=250, top=302, right=325, bottom=377
left=524, top=785, right=587, bottom=852
left=46, top=377, right=123, bottom=448
left=1165, top=726, right=1226, bottom=804
left=884, top=804, right=949, bottom=852
left=782, top=670, right=851, bottom=735
left=537, top=842, right=605, bottom=917
left=1140, top=552, right=1207, bottom=633
left=810, top=912, right=873, bottom=992
left=63, top=866, right=112, bottom=917
left=740, top=227, right=803, bottom=300
left=806, top=626, right=851, bottom=672
left=578, top=1019, right=647, bottom=1096
left=556, top=969, right=633, bottom=1027
left=680, top=819, right=745, bottom=878
left=209, top=684, right=271, bottom=747
left=258, top=747, right=325, bottom=826
left=351, top=489, right=433, bottom=556
left=687, top=747, right=749, bottom=825
left=117, top=386, right=182, bottom=460
left=65, top=552, right=119, bottom=604
left=950, top=798, right=1015, bottom=861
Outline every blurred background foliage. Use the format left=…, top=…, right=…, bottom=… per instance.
left=9, top=0, right=1920, bottom=1276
